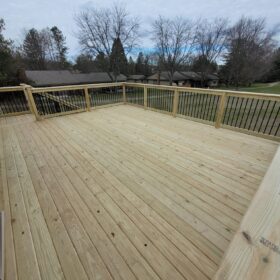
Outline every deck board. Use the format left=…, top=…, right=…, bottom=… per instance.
left=0, top=105, right=278, bottom=280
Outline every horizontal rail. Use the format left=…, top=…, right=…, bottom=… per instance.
left=2, top=83, right=280, bottom=100
left=0, top=86, right=25, bottom=92
left=31, top=82, right=124, bottom=93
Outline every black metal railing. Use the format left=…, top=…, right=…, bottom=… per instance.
left=223, top=96, right=280, bottom=137
left=0, top=89, right=29, bottom=116
left=178, top=91, right=220, bottom=122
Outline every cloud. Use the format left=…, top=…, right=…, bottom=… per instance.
left=1, top=0, right=279, bottom=58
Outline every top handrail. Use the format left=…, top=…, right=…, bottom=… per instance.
left=30, top=82, right=124, bottom=93
left=0, top=86, right=26, bottom=92
left=1, top=82, right=280, bottom=102
left=125, top=82, right=280, bottom=101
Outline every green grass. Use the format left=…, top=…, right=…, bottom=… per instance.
left=219, top=82, right=280, bottom=94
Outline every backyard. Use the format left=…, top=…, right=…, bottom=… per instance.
left=219, top=82, right=280, bottom=94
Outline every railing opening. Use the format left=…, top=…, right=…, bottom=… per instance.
left=32, top=88, right=86, bottom=117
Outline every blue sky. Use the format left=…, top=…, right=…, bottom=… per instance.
left=1, top=0, right=279, bottom=60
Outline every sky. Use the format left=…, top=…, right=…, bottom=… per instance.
left=1, top=0, right=280, bottom=60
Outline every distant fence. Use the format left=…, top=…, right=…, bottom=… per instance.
left=0, top=82, right=279, bottom=140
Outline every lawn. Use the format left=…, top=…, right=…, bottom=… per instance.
left=219, top=82, right=280, bottom=94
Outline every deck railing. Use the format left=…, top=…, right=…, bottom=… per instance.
left=0, top=82, right=279, bottom=140
left=0, top=86, right=30, bottom=116
left=125, top=83, right=280, bottom=140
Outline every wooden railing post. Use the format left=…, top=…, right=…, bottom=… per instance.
left=20, top=83, right=33, bottom=114
left=144, top=85, right=148, bottom=108
left=24, top=85, right=40, bottom=120
left=215, top=93, right=227, bottom=128
left=172, top=89, right=179, bottom=117
left=122, top=83, right=126, bottom=103
left=84, top=86, right=91, bottom=111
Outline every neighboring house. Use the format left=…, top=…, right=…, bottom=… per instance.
left=19, top=70, right=127, bottom=87
left=205, top=74, right=219, bottom=87
left=147, top=71, right=188, bottom=86
left=179, top=72, right=201, bottom=87
left=127, top=74, right=147, bottom=83
left=147, top=71, right=219, bottom=88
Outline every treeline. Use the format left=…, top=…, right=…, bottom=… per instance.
left=0, top=3, right=280, bottom=86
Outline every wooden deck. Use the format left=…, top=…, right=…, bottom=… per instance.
left=0, top=104, right=278, bottom=280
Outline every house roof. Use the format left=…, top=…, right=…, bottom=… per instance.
left=25, top=70, right=127, bottom=86
left=147, top=71, right=219, bottom=82
left=147, top=71, right=187, bottom=81
left=180, top=71, right=201, bottom=81
left=127, top=74, right=146, bottom=80
left=206, top=74, right=219, bottom=80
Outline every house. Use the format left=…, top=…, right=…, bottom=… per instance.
left=147, top=71, right=219, bottom=88
left=147, top=71, right=188, bottom=86
left=19, top=70, right=127, bottom=87
left=205, top=73, right=219, bottom=87
left=127, top=74, right=147, bottom=83
left=179, top=71, right=201, bottom=87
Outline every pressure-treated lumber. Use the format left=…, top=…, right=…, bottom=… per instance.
left=214, top=146, right=280, bottom=280
left=0, top=106, right=277, bottom=280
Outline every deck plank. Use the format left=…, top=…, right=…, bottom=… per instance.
left=2, top=125, right=41, bottom=280
left=9, top=126, right=65, bottom=280
left=15, top=124, right=111, bottom=280
left=0, top=125, right=18, bottom=280
left=24, top=122, right=159, bottom=280
left=38, top=119, right=212, bottom=279
left=0, top=105, right=278, bottom=280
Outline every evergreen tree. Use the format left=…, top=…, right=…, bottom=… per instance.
left=95, top=52, right=110, bottom=72
left=128, top=56, right=135, bottom=74
left=265, top=48, right=280, bottom=82
left=50, top=26, right=68, bottom=69
left=0, top=19, right=14, bottom=84
left=192, top=55, right=218, bottom=86
left=109, top=37, right=128, bottom=80
left=74, top=54, right=97, bottom=73
left=135, top=52, right=144, bottom=74
left=143, top=54, right=152, bottom=76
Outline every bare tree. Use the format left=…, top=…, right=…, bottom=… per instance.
left=152, top=16, right=196, bottom=84
left=194, top=18, right=228, bottom=85
left=21, top=26, right=69, bottom=70
left=75, top=3, right=139, bottom=79
left=22, top=28, right=47, bottom=70
left=223, top=17, right=276, bottom=88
